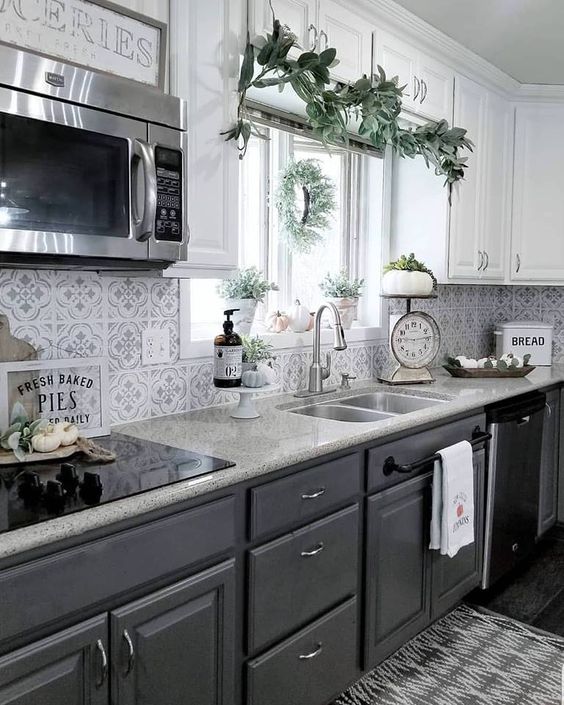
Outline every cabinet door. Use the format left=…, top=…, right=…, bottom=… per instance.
left=318, top=0, right=372, bottom=84
left=373, top=30, right=418, bottom=112
left=417, top=52, right=454, bottom=122
left=539, top=390, right=560, bottom=537
left=448, top=75, right=487, bottom=280
left=511, top=104, right=564, bottom=281
left=480, top=92, right=512, bottom=281
left=364, top=473, right=432, bottom=669
left=249, top=0, right=317, bottom=51
left=431, top=449, right=486, bottom=620
left=0, top=616, right=108, bottom=705
left=111, top=560, right=235, bottom=705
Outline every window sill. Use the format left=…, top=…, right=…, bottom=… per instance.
left=180, top=325, right=386, bottom=360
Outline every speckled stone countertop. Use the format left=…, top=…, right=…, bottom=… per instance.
left=2, top=366, right=563, bottom=561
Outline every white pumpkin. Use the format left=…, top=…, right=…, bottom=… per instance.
left=54, top=422, right=79, bottom=446
left=32, top=424, right=62, bottom=453
left=266, top=310, right=289, bottom=333
left=242, top=369, right=265, bottom=388
left=287, top=299, right=311, bottom=333
left=257, top=362, right=276, bottom=385
left=382, top=270, right=434, bottom=296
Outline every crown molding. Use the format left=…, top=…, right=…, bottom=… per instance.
left=517, top=83, right=564, bottom=102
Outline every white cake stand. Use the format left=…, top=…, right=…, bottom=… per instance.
left=230, top=384, right=279, bottom=419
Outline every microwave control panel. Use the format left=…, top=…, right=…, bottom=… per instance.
left=154, top=146, right=183, bottom=242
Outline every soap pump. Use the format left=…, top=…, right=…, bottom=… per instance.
left=214, top=309, right=243, bottom=388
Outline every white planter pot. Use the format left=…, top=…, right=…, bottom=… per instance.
left=328, top=297, right=358, bottom=330
left=382, top=270, right=434, bottom=296
left=225, top=298, right=258, bottom=335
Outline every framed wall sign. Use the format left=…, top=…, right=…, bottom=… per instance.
left=0, top=0, right=167, bottom=89
left=0, top=358, right=109, bottom=438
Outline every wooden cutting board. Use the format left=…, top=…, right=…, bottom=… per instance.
left=0, top=314, right=38, bottom=362
left=0, top=444, right=80, bottom=466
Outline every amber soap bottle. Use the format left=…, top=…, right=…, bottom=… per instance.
left=213, top=309, right=243, bottom=388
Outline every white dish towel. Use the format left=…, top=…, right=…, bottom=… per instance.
left=429, top=440, right=474, bottom=558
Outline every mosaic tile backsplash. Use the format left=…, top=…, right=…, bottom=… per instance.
left=1, top=268, right=563, bottom=425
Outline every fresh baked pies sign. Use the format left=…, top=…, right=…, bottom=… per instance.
left=0, top=0, right=166, bottom=88
left=0, top=358, right=109, bottom=437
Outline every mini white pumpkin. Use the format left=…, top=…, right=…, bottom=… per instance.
left=287, top=299, right=311, bottom=333
left=257, top=362, right=276, bottom=385
left=382, top=270, right=434, bottom=296
left=266, top=310, right=289, bottom=333
left=54, top=422, right=79, bottom=447
left=242, top=369, right=265, bottom=388
left=32, top=424, right=62, bottom=453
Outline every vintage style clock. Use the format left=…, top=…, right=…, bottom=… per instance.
left=380, top=309, right=441, bottom=384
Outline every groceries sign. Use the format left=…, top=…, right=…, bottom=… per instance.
left=0, top=0, right=164, bottom=87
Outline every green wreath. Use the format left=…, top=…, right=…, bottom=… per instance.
left=275, top=159, right=336, bottom=254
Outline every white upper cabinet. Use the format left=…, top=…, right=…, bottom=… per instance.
left=249, top=0, right=371, bottom=83
left=316, top=0, right=372, bottom=83
left=511, top=104, right=564, bottom=282
left=449, top=75, right=487, bottom=280
left=373, top=31, right=453, bottom=123
left=250, top=0, right=317, bottom=53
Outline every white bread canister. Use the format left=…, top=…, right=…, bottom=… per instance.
left=494, top=320, right=553, bottom=366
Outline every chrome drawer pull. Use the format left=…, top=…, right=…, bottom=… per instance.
left=301, top=488, right=326, bottom=500
left=122, top=629, right=135, bottom=677
left=95, top=639, right=108, bottom=688
left=301, top=541, right=324, bottom=557
left=299, top=642, right=323, bottom=660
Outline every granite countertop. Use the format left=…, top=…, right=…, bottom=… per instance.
left=2, top=365, right=563, bottom=561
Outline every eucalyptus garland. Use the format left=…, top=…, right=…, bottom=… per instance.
left=222, top=11, right=473, bottom=189
left=276, top=159, right=336, bottom=253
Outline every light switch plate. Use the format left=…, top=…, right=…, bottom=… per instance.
left=142, top=328, right=171, bottom=365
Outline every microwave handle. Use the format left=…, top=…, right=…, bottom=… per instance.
left=132, top=139, right=157, bottom=242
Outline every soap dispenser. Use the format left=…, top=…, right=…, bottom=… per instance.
left=214, top=309, right=243, bottom=388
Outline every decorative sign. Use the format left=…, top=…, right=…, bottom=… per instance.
left=0, top=0, right=165, bottom=88
left=0, top=357, right=109, bottom=437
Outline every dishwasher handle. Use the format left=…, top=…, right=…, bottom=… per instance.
left=517, top=415, right=530, bottom=426
left=487, top=391, right=546, bottom=424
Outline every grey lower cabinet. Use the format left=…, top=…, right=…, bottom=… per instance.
left=538, top=388, right=561, bottom=537
left=0, top=615, right=108, bottom=705
left=110, top=559, right=235, bottom=705
left=364, top=448, right=486, bottom=668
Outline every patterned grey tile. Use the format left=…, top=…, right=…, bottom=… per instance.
left=150, top=366, right=188, bottom=416
left=150, top=279, right=179, bottom=318
left=109, top=370, right=150, bottom=423
left=281, top=352, right=309, bottom=392
left=541, top=286, right=564, bottom=310
left=188, top=361, right=228, bottom=410
left=0, top=270, right=52, bottom=321
left=55, top=322, right=105, bottom=359
left=11, top=323, right=55, bottom=359
left=108, top=278, right=149, bottom=319
left=54, top=273, right=103, bottom=321
left=108, top=321, right=143, bottom=370
left=351, top=345, right=372, bottom=380
left=513, top=286, right=542, bottom=310
left=513, top=306, right=542, bottom=322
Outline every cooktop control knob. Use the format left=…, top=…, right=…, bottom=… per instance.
left=17, top=472, right=44, bottom=506
left=44, top=480, right=66, bottom=513
left=57, top=463, right=79, bottom=496
left=80, top=472, right=103, bottom=505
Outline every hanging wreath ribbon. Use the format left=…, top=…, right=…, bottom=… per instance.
left=275, top=159, right=336, bottom=254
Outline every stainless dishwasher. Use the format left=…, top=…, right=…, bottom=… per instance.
left=482, top=391, right=546, bottom=589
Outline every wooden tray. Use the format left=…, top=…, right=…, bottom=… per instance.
left=0, top=444, right=80, bottom=466
left=443, top=365, right=536, bottom=379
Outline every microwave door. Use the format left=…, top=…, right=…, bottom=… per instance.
left=0, top=87, right=149, bottom=263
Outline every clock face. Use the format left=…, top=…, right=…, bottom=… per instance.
left=391, top=311, right=440, bottom=369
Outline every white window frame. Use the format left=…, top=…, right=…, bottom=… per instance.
left=179, top=144, right=392, bottom=360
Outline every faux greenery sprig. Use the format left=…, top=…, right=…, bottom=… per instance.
left=0, top=402, right=48, bottom=461
left=242, top=335, right=275, bottom=364
left=319, top=270, right=364, bottom=298
left=217, top=266, right=279, bottom=303
left=384, top=252, right=437, bottom=289
left=223, top=8, right=473, bottom=188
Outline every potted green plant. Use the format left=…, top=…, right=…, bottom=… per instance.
left=241, top=335, right=277, bottom=384
left=382, top=253, right=436, bottom=296
left=217, top=267, right=279, bottom=335
left=319, top=270, right=364, bottom=329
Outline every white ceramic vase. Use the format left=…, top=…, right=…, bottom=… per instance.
left=381, top=270, right=434, bottom=296
left=225, top=298, right=258, bottom=335
left=328, top=297, right=358, bottom=330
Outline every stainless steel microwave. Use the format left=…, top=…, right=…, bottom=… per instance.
left=0, top=43, right=188, bottom=270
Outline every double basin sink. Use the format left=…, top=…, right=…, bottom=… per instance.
left=290, top=391, right=448, bottom=423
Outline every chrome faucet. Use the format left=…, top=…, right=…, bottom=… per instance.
left=295, top=302, right=347, bottom=397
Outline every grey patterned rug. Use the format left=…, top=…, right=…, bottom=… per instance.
left=336, top=604, right=564, bottom=705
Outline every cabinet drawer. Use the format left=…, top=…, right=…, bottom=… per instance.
left=367, top=413, right=486, bottom=493
left=246, top=597, right=357, bottom=705
left=0, top=497, right=235, bottom=649
left=248, top=505, right=358, bottom=653
left=249, top=453, right=361, bottom=540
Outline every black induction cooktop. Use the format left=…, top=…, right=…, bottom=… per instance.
left=0, top=434, right=235, bottom=533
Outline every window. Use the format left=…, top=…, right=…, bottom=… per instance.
left=186, top=122, right=388, bottom=354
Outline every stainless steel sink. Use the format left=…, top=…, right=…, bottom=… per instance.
left=288, top=390, right=448, bottom=423
left=337, top=392, right=447, bottom=414
left=290, top=404, right=394, bottom=423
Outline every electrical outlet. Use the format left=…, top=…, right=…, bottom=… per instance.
left=142, top=328, right=171, bottom=365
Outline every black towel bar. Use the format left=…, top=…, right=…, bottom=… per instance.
left=382, top=427, right=491, bottom=477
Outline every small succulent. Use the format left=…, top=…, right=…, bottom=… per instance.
left=217, top=267, right=279, bottom=303
left=0, top=402, right=48, bottom=461
left=384, top=253, right=437, bottom=289
left=319, top=270, right=364, bottom=298
left=242, top=335, right=275, bottom=364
